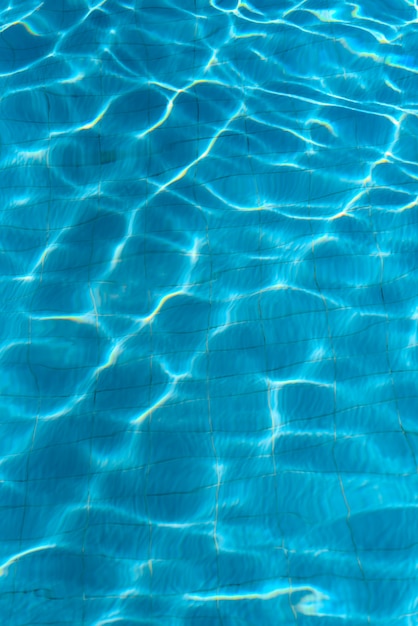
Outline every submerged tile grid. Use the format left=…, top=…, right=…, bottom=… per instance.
left=0, top=1, right=418, bottom=624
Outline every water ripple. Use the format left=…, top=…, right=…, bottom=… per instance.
left=1, top=0, right=418, bottom=624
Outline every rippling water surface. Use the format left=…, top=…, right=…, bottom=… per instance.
left=1, top=0, right=418, bottom=624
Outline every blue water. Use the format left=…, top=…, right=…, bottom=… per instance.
left=1, top=0, right=418, bottom=624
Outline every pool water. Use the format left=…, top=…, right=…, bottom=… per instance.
left=1, top=1, right=418, bottom=624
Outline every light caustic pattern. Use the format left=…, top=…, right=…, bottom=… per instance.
left=0, top=0, right=418, bottom=624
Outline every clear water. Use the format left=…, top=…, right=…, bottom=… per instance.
left=1, top=1, right=418, bottom=624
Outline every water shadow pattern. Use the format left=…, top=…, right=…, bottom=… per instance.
left=1, top=0, right=418, bottom=624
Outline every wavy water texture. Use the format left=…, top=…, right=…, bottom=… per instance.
left=1, top=0, right=418, bottom=624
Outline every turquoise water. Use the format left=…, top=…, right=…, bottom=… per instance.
left=1, top=0, right=418, bottom=624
